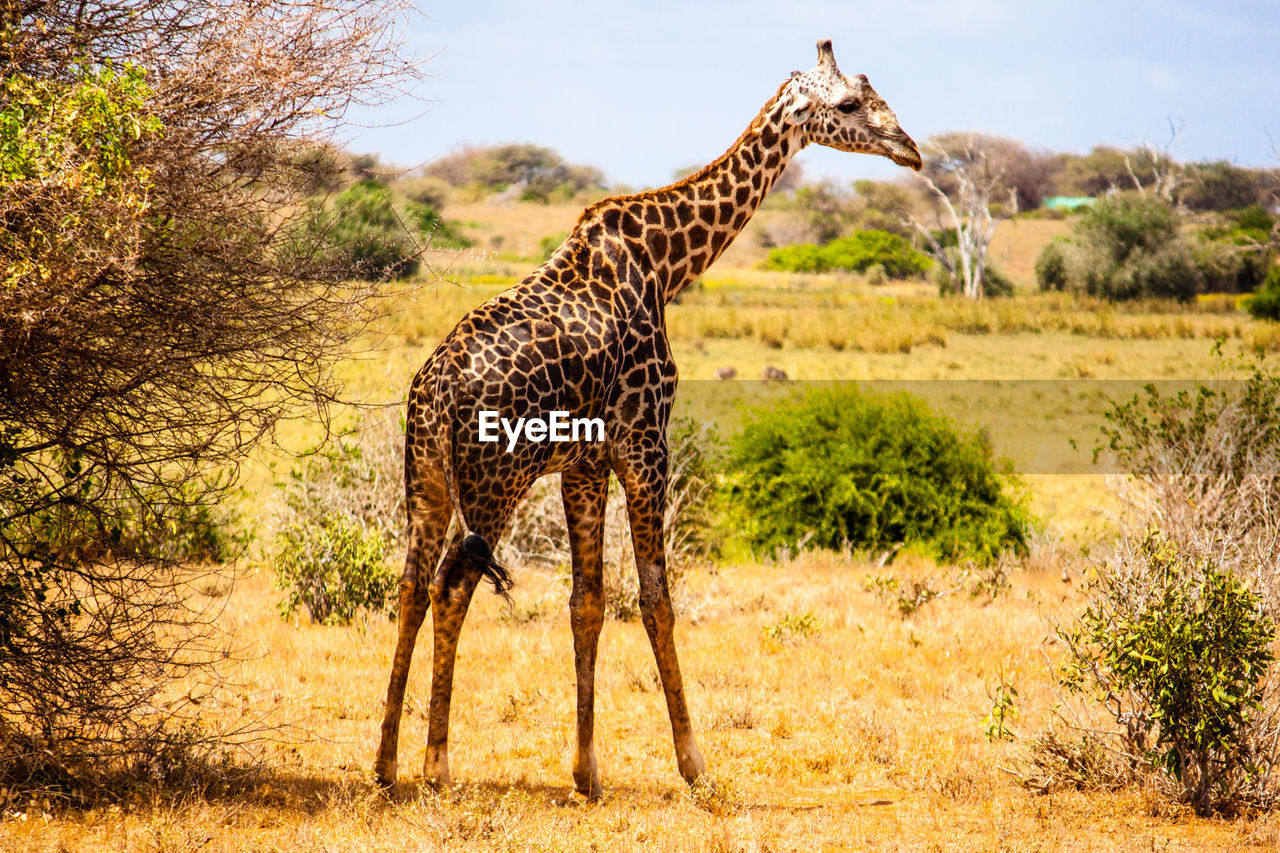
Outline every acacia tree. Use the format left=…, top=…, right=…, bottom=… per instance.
left=909, top=133, right=1017, bottom=299
left=0, top=0, right=417, bottom=793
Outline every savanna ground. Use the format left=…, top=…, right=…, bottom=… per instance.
left=8, top=202, right=1280, bottom=851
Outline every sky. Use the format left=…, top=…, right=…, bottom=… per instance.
left=343, top=0, right=1280, bottom=189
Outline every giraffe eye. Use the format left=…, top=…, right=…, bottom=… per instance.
left=837, top=99, right=861, bottom=114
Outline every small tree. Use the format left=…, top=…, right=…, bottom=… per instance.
left=908, top=133, right=1017, bottom=299
left=1043, top=354, right=1280, bottom=813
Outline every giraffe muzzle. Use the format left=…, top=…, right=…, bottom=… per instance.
left=888, top=134, right=923, bottom=171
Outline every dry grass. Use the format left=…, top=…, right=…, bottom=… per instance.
left=667, top=287, right=1256, bottom=357
left=6, top=555, right=1278, bottom=850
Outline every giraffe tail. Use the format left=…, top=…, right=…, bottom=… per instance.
left=460, top=532, right=513, bottom=601
left=436, top=363, right=514, bottom=601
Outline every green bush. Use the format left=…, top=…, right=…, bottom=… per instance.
left=271, top=415, right=404, bottom=625
left=761, top=229, right=932, bottom=279
left=1245, top=266, right=1280, bottom=321
left=1035, top=239, right=1069, bottom=291
left=1087, top=243, right=1200, bottom=301
left=982, top=264, right=1016, bottom=298
left=1232, top=204, right=1276, bottom=232
left=274, top=512, right=394, bottom=625
left=1058, top=533, right=1275, bottom=815
left=722, top=386, right=1029, bottom=563
left=1078, top=193, right=1180, bottom=264
left=760, top=242, right=826, bottom=273
left=1044, top=194, right=1202, bottom=301
left=326, top=180, right=471, bottom=280
left=1194, top=211, right=1275, bottom=293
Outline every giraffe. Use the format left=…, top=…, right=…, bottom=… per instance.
left=374, top=39, right=921, bottom=798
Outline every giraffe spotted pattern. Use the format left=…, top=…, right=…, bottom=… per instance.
left=375, top=38, right=921, bottom=798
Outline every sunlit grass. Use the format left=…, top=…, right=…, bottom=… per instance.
left=7, top=555, right=1274, bottom=851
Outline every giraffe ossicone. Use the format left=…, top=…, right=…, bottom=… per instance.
left=374, top=39, right=920, bottom=798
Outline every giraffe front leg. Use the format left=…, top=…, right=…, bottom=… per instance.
left=562, top=467, right=609, bottom=798
left=619, top=460, right=707, bottom=787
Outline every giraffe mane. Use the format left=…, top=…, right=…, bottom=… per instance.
left=570, top=79, right=794, bottom=232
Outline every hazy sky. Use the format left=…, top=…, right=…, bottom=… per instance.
left=344, top=1, right=1280, bottom=188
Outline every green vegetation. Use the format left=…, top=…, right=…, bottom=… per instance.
left=274, top=512, right=395, bottom=625
left=760, top=229, right=931, bottom=278
left=722, top=385, right=1029, bottom=563
left=270, top=415, right=404, bottom=625
left=1033, top=194, right=1272, bottom=301
left=1059, top=534, right=1274, bottom=815
left=325, top=179, right=471, bottom=280
left=1245, top=267, right=1280, bottom=321
left=424, top=142, right=605, bottom=203
left=0, top=61, right=162, bottom=291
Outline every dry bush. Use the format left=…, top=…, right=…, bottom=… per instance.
left=271, top=413, right=717, bottom=622
left=0, top=0, right=417, bottom=797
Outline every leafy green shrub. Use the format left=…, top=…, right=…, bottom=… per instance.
left=1245, top=266, right=1280, bottom=321
left=722, top=386, right=1029, bottom=563
left=1044, top=194, right=1202, bottom=301
left=761, top=229, right=932, bottom=279
left=982, top=264, right=1016, bottom=297
left=1079, top=193, right=1181, bottom=263
left=271, top=414, right=404, bottom=625
left=326, top=180, right=471, bottom=280
left=1194, top=212, right=1275, bottom=293
left=274, top=512, right=394, bottom=625
left=1035, top=239, right=1069, bottom=291
left=1087, top=243, right=1200, bottom=301
left=1232, top=204, right=1276, bottom=233
left=1044, top=353, right=1280, bottom=812
left=1057, top=533, right=1274, bottom=815
left=760, top=242, right=826, bottom=273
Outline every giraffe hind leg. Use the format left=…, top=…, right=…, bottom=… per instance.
left=562, top=467, right=609, bottom=799
left=374, top=487, right=451, bottom=788
left=422, top=494, right=522, bottom=787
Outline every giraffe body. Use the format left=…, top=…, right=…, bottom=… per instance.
left=375, top=39, right=920, bottom=796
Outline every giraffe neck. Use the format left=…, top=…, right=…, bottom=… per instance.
left=624, top=83, right=806, bottom=304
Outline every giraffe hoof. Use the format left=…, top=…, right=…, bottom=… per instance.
left=373, top=759, right=397, bottom=790
left=574, top=775, right=603, bottom=800
left=424, top=770, right=452, bottom=791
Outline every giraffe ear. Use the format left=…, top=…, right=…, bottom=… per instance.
left=784, top=90, right=813, bottom=126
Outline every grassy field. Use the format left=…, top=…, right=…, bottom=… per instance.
left=11, top=201, right=1280, bottom=850
left=8, top=556, right=1278, bottom=851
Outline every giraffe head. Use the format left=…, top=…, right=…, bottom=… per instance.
left=784, top=39, right=922, bottom=171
